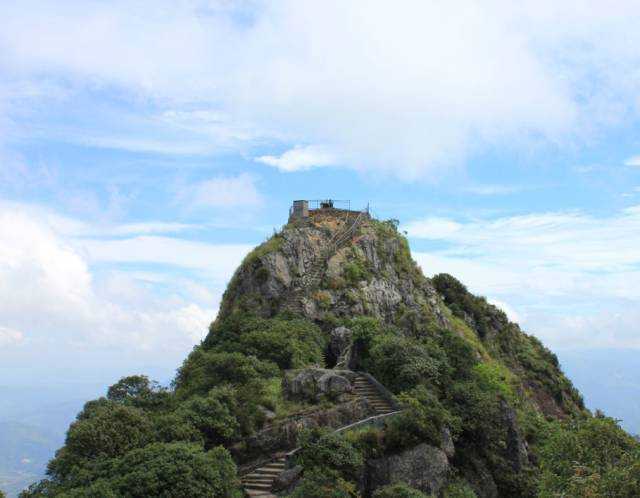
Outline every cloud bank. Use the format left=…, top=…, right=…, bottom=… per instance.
left=0, top=204, right=250, bottom=355
left=406, top=206, right=640, bottom=349
left=2, top=1, right=640, bottom=178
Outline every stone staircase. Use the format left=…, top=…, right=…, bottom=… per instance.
left=282, top=210, right=367, bottom=314
left=241, top=457, right=286, bottom=497
left=353, top=375, right=394, bottom=414
left=240, top=372, right=398, bottom=496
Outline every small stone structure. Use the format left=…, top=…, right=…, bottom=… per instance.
left=288, top=198, right=369, bottom=222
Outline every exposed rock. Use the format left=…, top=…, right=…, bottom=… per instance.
left=441, top=427, right=455, bottom=459
left=500, top=400, right=529, bottom=472
left=259, top=406, right=277, bottom=423
left=283, top=368, right=357, bottom=403
left=459, top=454, right=499, bottom=498
left=330, top=326, right=354, bottom=369
left=365, top=443, right=450, bottom=496
left=272, top=465, right=303, bottom=492
left=217, top=214, right=451, bottom=331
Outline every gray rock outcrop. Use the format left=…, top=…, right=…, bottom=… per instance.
left=365, top=443, right=450, bottom=496
left=283, top=368, right=358, bottom=403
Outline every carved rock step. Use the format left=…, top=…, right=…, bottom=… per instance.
left=354, top=376, right=394, bottom=414
left=241, top=458, right=286, bottom=497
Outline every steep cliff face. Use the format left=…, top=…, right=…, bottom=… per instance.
left=219, top=212, right=448, bottom=331
left=216, top=210, right=581, bottom=421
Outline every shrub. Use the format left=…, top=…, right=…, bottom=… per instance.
left=103, top=443, right=237, bottom=498
left=345, top=427, right=385, bottom=460
left=296, top=428, right=363, bottom=481
left=385, top=386, right=458, bottom=451
left=443, top=480, right=477, bottom=498
left=364, top=335, right=445, bottom=393
left=432, top=274, right=491, bottom=337
left=48, top=402, right=153, bottom=479
left=287, top=469, right=357, bottom=498
left=373, top=483, right=429, bottom=497
left=472, top=362, right=515, bottom=401
left=343, top=260, right=369, bottom=284
left=204, top=315, right=326, bottom=370
left=174, top=349, right=278, bottom=397
left=107, top=375, right=172, bottom=412
left=177, top=386, right=243, bottom=446
left=538, top=416, right=640, bottom=497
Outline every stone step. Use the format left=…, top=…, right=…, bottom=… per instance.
left=242, top=475, right=275, bottom=482
left=243, top=482, right=272, bottom=490
left=245, top=490, right=277, bottom=497
left=252, top=468, right=282, bottom=476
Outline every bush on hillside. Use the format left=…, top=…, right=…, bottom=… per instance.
left=295, top=428, right=363, bottom=481
left=385, top=386, right=459, bottom=451
left=106, top=375, right=173, bottom=412
left=203, top=315, right=326, bottom=370
left=47, top=402, right=154, bottom=480
left=432, top=274, right=492, bottom=337
left=363, top=334, right=447, bottom=393
left=287, top=469, right=358, bottom=498
left=538, top=416, right=640, bottom=497
left=174, top=349, right=278, bottom=397
left=177, top=386, right=244, bottom=447
left=372, top=483, right=429, bottom=498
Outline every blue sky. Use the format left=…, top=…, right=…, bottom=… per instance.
left=1, top=1, right=640, bottom=427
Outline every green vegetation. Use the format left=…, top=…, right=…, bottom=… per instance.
left=287, top=470, right=358, bottom=498
left=295, top=428, right=363, bottom=481
left=443, top=481, right=477, bottom=498
left=24, top=223, right=640, bottom=497
left=372, top=483, right=429, bottom=497
left=538, top=416, right=640, bottom=497
left=22, top=314, right=327, bottom=497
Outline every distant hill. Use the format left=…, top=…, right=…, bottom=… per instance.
left=0, top=421, right=58, bottom=497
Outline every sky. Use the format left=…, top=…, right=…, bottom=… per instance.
left=1, top=0, right=640, bottom=426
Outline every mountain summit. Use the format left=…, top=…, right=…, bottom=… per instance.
left=21, top=203, right=640, bottom=498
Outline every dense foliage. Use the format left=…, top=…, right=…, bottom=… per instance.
left=21, top=314, right=325, bottom=497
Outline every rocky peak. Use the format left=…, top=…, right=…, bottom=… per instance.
left=217, top=212, right=449, bottom=332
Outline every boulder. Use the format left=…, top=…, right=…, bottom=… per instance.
left=272, top=465, right=303, bottom=492
left=318, top=372, right=352, bottom=399
left=365, top=443, right=449, bottom=496
left=283, top=368, right=356, bottom=402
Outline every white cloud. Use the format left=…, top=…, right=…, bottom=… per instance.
left=624, top=156, right=640, bottom=167
left=0, top=204, right=247, bottom=354
left=3, top=1, right=640, bottom=177
left=77, top=236, right=251, bottom=277
left=487, top=299, right=521, bottom=324
left=403, top=218, right=462, bottom=239
left=0, top=325, right=24, bottom=346
left=178, top=174, right=263, bottom=209
left=256, top=145, right=338, bottom=172
left=408, top=205, right=640, bottom=349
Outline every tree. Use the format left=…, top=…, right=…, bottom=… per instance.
left=538, top=417, right=640, bottom=497
left=47, top=402, right=153, bottom=480
left=106, top=443, right=238, bottom=497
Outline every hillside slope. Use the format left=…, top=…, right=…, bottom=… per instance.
left=20, top=209, right=640, bottom=498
